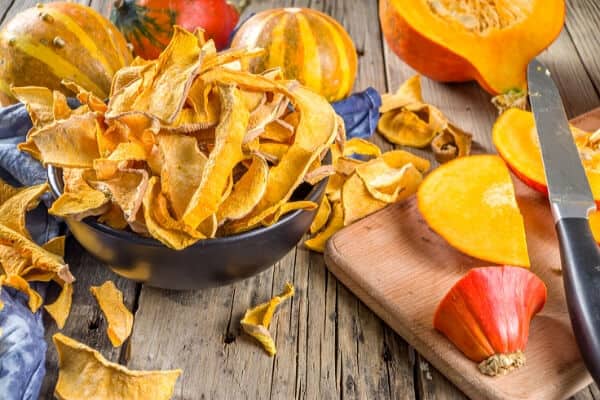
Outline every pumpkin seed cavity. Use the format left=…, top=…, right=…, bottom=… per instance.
left=426, top=0, right=529, bottom=33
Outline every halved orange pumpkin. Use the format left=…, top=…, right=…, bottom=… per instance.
left=417, top=155, right=530, bottom=267
left=379, top=0, right=565, bottom=94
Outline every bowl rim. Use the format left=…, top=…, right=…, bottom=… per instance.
left=47, top=153, right=330, bottom=247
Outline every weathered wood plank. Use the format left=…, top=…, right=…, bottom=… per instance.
left=40, top=238, right=138, bottom=398
left=564, top=0, right=600, bottom=97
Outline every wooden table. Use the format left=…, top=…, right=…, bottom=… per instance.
left=2, top=0, right=600, bottom=398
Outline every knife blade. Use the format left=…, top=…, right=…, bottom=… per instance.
left=528, top=59, right=600, bottom=383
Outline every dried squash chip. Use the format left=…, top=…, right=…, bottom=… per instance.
left=43, top=235, right=66, bottom=257
left=0, top=224, right=73, bottom=283
left=62, top=80, right=107, bottom=113
left=1, top=274, right=43, bottom=312
left=341, top=173, right=387, bottom=226
left=261, top=119, right=294, bottom=143
left=217, top=155, right=268, bottom=223
left=0, top=244, right=29, bottom=276
left=343, top=138, right=382, bottom=158
left=241, top=282, right=294, bottom=356
left=144, top=177, right=201, bottom=250
left=378, top=108, right=437, bottom=148
left=20, top=113, right=101, bottom=168
left=355, top=160, right=423, bottom=203
left=335, top=157, right=364, bottom=176
left=0, top=183, right=48, bottom=238
left=93, top=142, right=147, bottom=180
left=380, top=75, right=423, bottom=113
left=261, top=201, right=318, bottom=226
left=257, top=142, right=289, bottom=163
left=432, top=123, right=473, bottom=163
left=50, top=169, right=109, bottom=220
left=304, top=202, right=344, bottom=253
left=158, top=134, right=207, bottom=219
left=129, top=26, right=204, bottom=123
left=304, top=165, right=334, bottom=186
left=92, top=169, right=149, bottom=223
left=11, top=86, right=55, bottom=127
left=0, top=178, right=22, bottom=205
left=52, top=91, right=71, bottom=121
left=310, top=196, right=332, bottom=234
left=45, top=282, right=73, bottom=329
left=98, top=204, right=129, bottom=230
left=53, top=333, right=181, bottom=400
left=381, top=150, right=431, bottom=173
left=183, top=84, right=249, bottom=229
left=90, top=281, right=133, bottom=347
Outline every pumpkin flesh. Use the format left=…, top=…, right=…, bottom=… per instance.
left=417, top=155, right=530, bottom=267
left=379, top=0, right=565, bottom=94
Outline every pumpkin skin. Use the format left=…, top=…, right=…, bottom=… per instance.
left=231, top=8, right=357, bottom=102
left=0, top=2, right=132, bottom=106
left=111, top=0, right=239, bottom=59
left=379, top=0, right=565, bottom=94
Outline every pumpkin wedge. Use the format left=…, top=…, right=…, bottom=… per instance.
left=417, top=155, right=529, bottom=267
left=379, top=0, right=565, bottom=94
left=493, top=108, right=600, bottom=242
left=493, top=108, right=600, bottom=202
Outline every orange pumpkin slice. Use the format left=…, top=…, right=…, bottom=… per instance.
left=417, top=155, right=529, bottom=267
left=493, top=108, right=600, bottom=242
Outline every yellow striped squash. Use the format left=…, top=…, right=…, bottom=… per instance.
left=231, top=8, right=357, bottom=102
left=0, top=2, right=132, bottom=106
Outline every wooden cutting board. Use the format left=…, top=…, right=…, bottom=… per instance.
left=324, top=108, right=600, bottom=400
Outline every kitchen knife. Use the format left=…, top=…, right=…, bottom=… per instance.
left=528, top=59, right=600, bottom=383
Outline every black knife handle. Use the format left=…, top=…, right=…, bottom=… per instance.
left=556, top=217, right=600, bottom=383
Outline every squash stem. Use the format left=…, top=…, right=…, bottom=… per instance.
left=478, top=350, right=526, bottom=376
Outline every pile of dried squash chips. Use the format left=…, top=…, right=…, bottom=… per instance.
left=17, top=26, right=338, bottom=250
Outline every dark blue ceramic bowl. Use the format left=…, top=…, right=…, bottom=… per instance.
left=47, top=159, right=328, bottom=290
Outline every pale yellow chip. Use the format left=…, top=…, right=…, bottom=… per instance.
left=50, top=169, right=109, bottom=221
left=44, top=282, right=73, bottom=329
left=52, top=91, right=72, bottom=121
left=90, top=281, right=133, bottom=347
left=53, top=333, right=182, bottom=400
left=261, top=201, right=317, bottom=226
left=217, top=155, right=268, bottom=223
left=20, top=113, right=101, bottom=168
left=183, top=84, right=249, bottom=229
left=11, top=86, right=55, bottom=127
left=158, top=134, right=207, bottom=219
left=0, top=183, right=48, bottom=238
left=241, top=282, right=294, bottom=356
left=304, top=201, right=344, bottom=253
left=310, top=196, right=331, bottom=234
left=341, top=173, right=388, bottom=225
left=91, top=169, right=149, bottom=223
left=378, top=108, right=437, bottom=148
left=355, top=160, right=423, bottom=203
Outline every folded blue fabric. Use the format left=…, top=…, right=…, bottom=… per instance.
left=332, top=87, right=381, bottom=140
left=0, top=102, right=62, bottom=400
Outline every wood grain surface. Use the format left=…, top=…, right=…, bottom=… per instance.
left=0, top=0, right=599, bottom=399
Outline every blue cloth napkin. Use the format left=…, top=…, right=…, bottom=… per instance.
left=332, top=87, right=381, bottom=140
left=0, top=102, right=62, bottom=400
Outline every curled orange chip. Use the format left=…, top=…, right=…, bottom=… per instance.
left=241, top=282, right=294, bottom=356
left=217, top=155, right=268, bottom=223
left=310, top=196, right=331, bottom=234
left=341, top=173, right=388, bottom=225
left=355, top=161, right=423, bottom=203
left=304, top=201, right=344, bottom=253
left=343, top=138, right=382, bottom=158
left=261, top=201, right=317, bottom=226
left=52, top=91, right=71, bottom=121
left=98, top=203, right=129, bottom=230
left=257, top=142, right=289, bottom=164
left=0, top=244, right=29, bottom=276
left=92, top=169, right=149, bottom=223
left=44, top=282, right=73, bottom=329
left=380, top=75, right=423, bottom=113
left=261, top=119, right=294, bottom=143
left=90, top=281, right=133, bottom=347
left=53, top=333, right=182, bottom=400
left=62, top=80, right=107, bottom=113
left=183, top=84, right=249, bottom=229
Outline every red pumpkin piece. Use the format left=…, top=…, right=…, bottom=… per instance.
left=434, top=266, right=547, bottom=376
left=111, top=0, right=239, bottom=59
